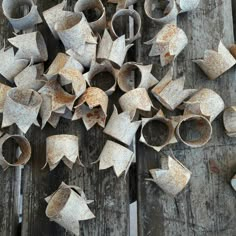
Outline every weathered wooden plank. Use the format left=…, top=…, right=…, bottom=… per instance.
left=0, top=2, right=21, bottom=235
left=21, top=1, right=130, bottom=236
left=0, top=126, right=21, bottom=236
left=136, top=0, right=236, bottom=235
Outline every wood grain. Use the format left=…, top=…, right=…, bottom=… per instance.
left=1, top=0, right=236, bottom=235
left=0, top=2, right=21, bottom=235
left=136, top=0, right=236, bottom=235
left=0, top=126, right=21, bottom=236
left=20, top=1, right=130, bottom=236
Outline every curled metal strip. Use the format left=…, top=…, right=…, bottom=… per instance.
left=223, top=107, right=236, bottom=137
left=8, top=31, right=48, bottom=63
left=44, top=135, right=81, bottom=171
left=46, top=182, right=95, bottom=235
left=149, top=155, right=191, bottom=196
left=2, top=0, right=42, bottom=32
left=97, top=140, right=134, bottom=177
left=74, top=0, right=106, bottom=33
left=176, top=114, right=212, bottom=148
left=0, top=133, right=31, bottom=170
left=151, top=67, right=196, bottom=110
left=118, top=62, right=158, bottom=92
left=194, top=41, right=236, bottom=80
left=140, top=111, right=177, bottom=152
left=110, top=9, right=141, bottom=44
left=2, top=88, right=42, bottom=133
left=184, top=88, right=225, bottom=123
left=104, top=106, right=141, bottom=146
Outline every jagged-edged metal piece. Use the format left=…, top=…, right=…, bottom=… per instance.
left=14, top=63, right=45, bottom=91
left=43, top=0, right=74, bottom=39
left=2, top=88, right=42, bottom=133
left=108, top=0, right=137, bottom=10
left=97, top=140, right=134, bottom=177
left=119, top=88, right=154, bottom=120
left=145, top=24, right=188, bottom=66
left=8, top=31, right=48, bottom=63
left=118, top=62, right=158, bottom=92
left=45, top=182, right=95, bottom=236
left=140, top=110, right=177, bottom=152
left=149, top=155, right=191, bottom=196
left=55, top=12, right=97, bottom=67
left=2, top=0, right=42, bottom=32
left=144, top=0, right=178, bottom=24
left=44, top=135, right=81, bottom=171
left=84, top=60, right=118, bottom=95
left=184, top=88, right=225, bottom=123
left=223, top=107, right=236, bottom=137
left=74, top=0, right=106, bottom=33
left=231, top=175, right=236, bottom=191
left=0, top=47, right=28, bottom=82
left=194, top=41, right=236, bottom=80
left=38, top=76, right=77, bottom=112
left=104, top=106, right=141, bottom=146
left=73, top=87, right=108, bottom=130
left=0, top=83, right=11, bottom=112
left=152, top=67, right=196, bottom=110
left=111, top=9, right=141, bottom=44
left=97, top=29, right=133, bottom=68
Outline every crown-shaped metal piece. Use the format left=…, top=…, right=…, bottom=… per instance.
left=152, top=68, right=196, bottom=110
left=145, top=24, right=188, bottom=66
left=194, top=41, right=236, bottom=80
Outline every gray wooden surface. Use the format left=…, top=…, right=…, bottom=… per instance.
left=21, top=1, right=130, bottom=236
left=0, top=0, right=236, bottom=236
left=0, top=4, right=20, bottom=235
left=136, top=0, right=236, bottom=235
